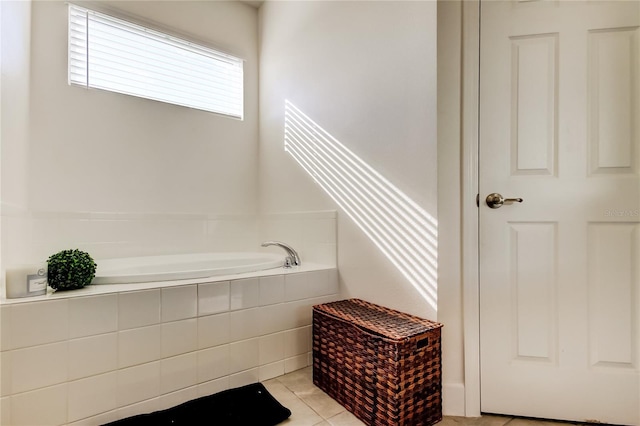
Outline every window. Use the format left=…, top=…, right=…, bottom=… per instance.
left=68, top=4, right=244, bottom=119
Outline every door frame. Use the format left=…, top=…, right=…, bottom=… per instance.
left=461, top=0, right=481, bottom=417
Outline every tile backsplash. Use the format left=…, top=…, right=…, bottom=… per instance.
left=1, top=209, right=337, bottom=292
left=0, top=268, right=339, bottom=425
left=2, top=211, right=260, bottom=266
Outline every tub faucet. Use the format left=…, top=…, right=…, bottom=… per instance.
left=261, top=241, right=300, bottom=268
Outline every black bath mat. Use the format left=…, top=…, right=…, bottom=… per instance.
left=104, top=383, right=291, bottom=426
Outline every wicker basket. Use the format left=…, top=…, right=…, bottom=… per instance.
left=313, top=299, right=443, bottom=426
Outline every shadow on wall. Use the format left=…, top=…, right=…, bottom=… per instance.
left=284, top=100, right=438, bottom=311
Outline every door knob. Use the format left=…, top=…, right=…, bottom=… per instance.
left=486, top=193, right=523, bottom=209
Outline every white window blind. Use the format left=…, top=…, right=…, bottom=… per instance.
left=68, top=4, right=244, bottom=119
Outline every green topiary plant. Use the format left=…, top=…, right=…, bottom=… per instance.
left=47, top=249, right=97, bottom=291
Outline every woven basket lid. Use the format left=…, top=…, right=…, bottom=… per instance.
left=314, top=298, right=442, bottom=341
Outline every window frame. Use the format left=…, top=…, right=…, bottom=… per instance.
left=68, top=3, right=245, bottom=119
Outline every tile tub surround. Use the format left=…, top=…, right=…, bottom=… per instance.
left=1, top=210, right=337, bottom=272
left=0, top=268, right=338, bottom=425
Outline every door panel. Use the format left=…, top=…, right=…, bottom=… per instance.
left=510, top=34, right=558, bottom=176
left=479, top=1, right=639, bottom=424
left=509, top=222, right=557, bottom=362
left=588, top=27, right=638, bottom=174
left=587, top=223, right=637, bottom=367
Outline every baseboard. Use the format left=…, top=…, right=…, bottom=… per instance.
left=442, top=382, right=466, bottom=417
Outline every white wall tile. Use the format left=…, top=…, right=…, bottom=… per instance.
left=259, top=275, right=284, bottom=306
left=259, top=361, right=284, bottom=382
left=229, top=338, right=259, bottom=374
left=299, top=299, right=316, bottom=327
left=118, top=290, right=160, bottom=330
left=3, top=216, right=33, bottom=267
left=28, top=216, right=66, bottom=245
left=1, top=306, right=12, bottom=351
left=229, top=308, right=260, bottom=341
left=197, top=281, right=229, bottom=315
left=11, top=383, right=68, bottom=426
left=284, top=273, right=310, bottom=302
left=282, top=300, right=314, bottom=330
left=230, top=278, right=259, bottom=310
left=69, top=333, right=118, bottom=380
left=259, top=332, right=284, bottom=365
left=68, top=372, right=118, bottom=422
left=161, top=285, right=197, bottom=322
left=284, top=326, right=311, bottom=358
left=307, top=270, right=333, bottom=298
left=116, top=362, right=161, bottom=407
left=0, top=352, right=11, bottom=397
left=118, top=325, right=161, bottom=368
left=197, top=345, right=229, bottom=383
left=103, top=219, right=150, bottom=245
left=198, top=313, right=229, bottom=349
left=260, top=219, right=303, bottom=250
left=0, top=263, right=338, bottom=420
left=161, top=319, right=197, bottom=358
left=29, top=214, right=66, bottom=246
left=229, top=368, right=259, bottom=388
left=67, top=409, right=119, bottom=426
left=69, top=294, right=118, bottom=339
left=143, top=220, right=206, bottom=248
left=207, top=218, right=258, bottom=244
left=158, top=386, right=197, bottom=411
left=9, top=299, right=68, bottom=349
left=73, top=242, right=133, bottom=262
left=62, top=218, right=103, bottom=244
left=284, top=354, right=308, bottom=374
left=12, top=341, right=68, bottom=394
left=196, top=376, right=229, bottom=397
left=205, top=238, right=249, bottom=253
left=258, top=304, right=288, bottom=335
left=314, top=294, right=340, bottom=305
left=160, top=353, right=197, bottom=395
left=328, top=269, right=338, bottom=292
left=1, top=396, right=11, bottom=426
left=115, top=397, right=159, bottom=422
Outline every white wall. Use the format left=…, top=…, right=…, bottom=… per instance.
left=29, top=0, right=259, bottom=215
left=0, top=1, right=261, bottom=267
left=259, top=0, right=437, bottom=314
left=0, top=1, right=31, bottom=212
left=259, top=0, right=469, bottom=416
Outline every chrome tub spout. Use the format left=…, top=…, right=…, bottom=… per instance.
left=261, top=241, right=300, bottom=268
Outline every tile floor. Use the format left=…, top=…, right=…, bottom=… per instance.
left=264, top=368, right=595, bottom=426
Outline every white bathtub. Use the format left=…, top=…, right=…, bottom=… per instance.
left=92, top=252, right=284, bottom=284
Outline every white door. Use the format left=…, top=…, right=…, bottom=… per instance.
left=479, top=1, right=639, bottom=424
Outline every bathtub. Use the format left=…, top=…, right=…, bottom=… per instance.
left=92, top=252, right=284, bottom=284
